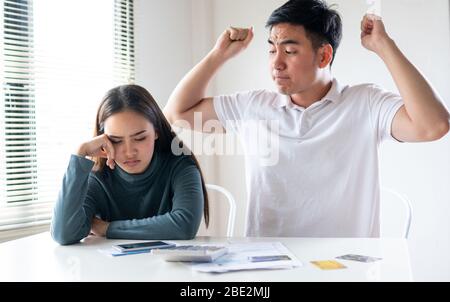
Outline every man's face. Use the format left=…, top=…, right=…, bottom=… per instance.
left=268, top=23, right=322, bottom=96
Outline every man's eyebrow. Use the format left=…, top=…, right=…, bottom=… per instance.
left=108, top=130, right=147, bottom=139
left=268, top=39, right=300, bottom=45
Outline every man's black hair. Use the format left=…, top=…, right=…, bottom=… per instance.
left=266, top=0, right=342, bottom=65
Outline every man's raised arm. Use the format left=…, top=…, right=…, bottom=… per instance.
left=164, top=27, right=254, bottom=133
left=361, top=14, right=449, bottom=142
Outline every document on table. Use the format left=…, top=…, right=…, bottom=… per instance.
left=192, top=242, right=302, bottom=273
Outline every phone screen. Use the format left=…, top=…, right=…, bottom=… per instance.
left=115, top=241, right=174, bottom=251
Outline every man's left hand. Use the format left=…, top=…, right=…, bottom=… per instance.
left=361, top=14, right=392, bottom=54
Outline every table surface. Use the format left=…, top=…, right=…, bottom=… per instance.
left=0, top=232, right=413, bottom=281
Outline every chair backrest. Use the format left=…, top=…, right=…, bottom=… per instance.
left=380, top=186, right=413, bottom=239
left=205, top=184, right=236, bottom=237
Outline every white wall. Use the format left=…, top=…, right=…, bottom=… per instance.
left=134, top=0, right=193, bottom=105
left=135, top=0, right=450, bottom=281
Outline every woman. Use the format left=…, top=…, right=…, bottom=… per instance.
left=51, top=85, right=209, bottom=245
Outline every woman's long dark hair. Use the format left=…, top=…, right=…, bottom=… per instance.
left=92, top=84, right=209, bottom=227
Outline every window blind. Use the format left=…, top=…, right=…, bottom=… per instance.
left=114, top=0, right=135, bottom=84
left=0, top=0, right=135, bottom=232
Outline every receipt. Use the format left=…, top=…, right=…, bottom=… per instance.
left=366, top=0, right=382, bottom=19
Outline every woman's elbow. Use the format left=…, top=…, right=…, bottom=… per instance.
left=51, top=231, right=79, bottom=245
left=185, top=228, right=198, bottom=240
left=50, top=224, right=81, bottom=245
left=177, top=218, right=201, bottom=240
left=176, top=224, right=198, bottom=240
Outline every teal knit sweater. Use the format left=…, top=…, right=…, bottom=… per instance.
left=51, top=150, right=204, bottom=245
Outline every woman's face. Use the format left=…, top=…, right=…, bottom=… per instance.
left=103, top=110, right=158, bottom=174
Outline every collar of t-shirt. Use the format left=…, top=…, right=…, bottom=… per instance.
left=273, top=78, right=345, bottom=111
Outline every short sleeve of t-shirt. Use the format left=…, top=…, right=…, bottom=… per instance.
left=367, top=84, right=404, bottom=143
left=213, top=90, right=255, bottom=133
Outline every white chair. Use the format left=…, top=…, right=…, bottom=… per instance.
left=380, top=186, right=413, bottom=239
left=205, top=184, right=236, bottom=237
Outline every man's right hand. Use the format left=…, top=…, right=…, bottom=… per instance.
left=212, top=26, right=254, bottom=61
left=164, top=26, right=253, bottom=133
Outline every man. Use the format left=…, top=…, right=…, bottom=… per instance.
left=164, top=0, right=449, bottom=237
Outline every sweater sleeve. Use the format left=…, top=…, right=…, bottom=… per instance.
left=106, top=162, right=204, bottom=240
left=50, top=155, right=98, bottom=245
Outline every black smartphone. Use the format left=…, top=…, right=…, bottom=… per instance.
left=113, top=241, right=175, bottom=252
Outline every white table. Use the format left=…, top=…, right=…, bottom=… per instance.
left=0, top=232, right=412, bottom=282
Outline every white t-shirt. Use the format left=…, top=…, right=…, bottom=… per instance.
left=213, top=79, right=403, bottom=238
